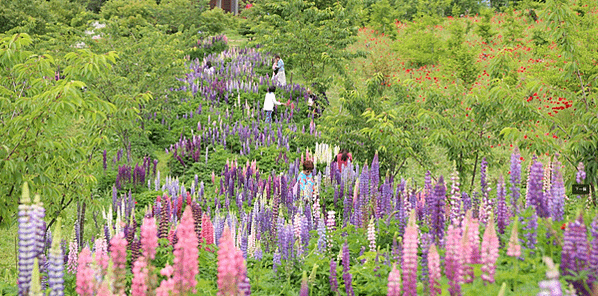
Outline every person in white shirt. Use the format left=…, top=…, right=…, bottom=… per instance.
left=263, top=85, right=284, bottom=123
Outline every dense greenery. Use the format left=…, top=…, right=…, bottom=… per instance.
left=1, top=0, right=598, bottom=294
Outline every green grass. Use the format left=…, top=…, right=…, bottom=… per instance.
left=0, top=225, right=18, bottom=284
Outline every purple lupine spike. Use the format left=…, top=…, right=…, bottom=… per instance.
left=550, top=158, right=566, bottom=222
left=103, top=150, right=107, bottom=171
left=342, top=242, right=354, bottom=296
left=589, top=219, right=598, bottom=283
left=420, top=233, right=433, bottom=285
left=329, top=259, right=339, bottom=294
left=317, top=218, right=327, bottom=254
left=561, top=216, right=590, bottom=294
left=523, top=210, right=538, bottom=250
left=48, top=218, right=64, bottom=296
left=510, top=148, right=522, bottom=214
left=576, top=162, right=586, bottom=184
left=527, top=160, right=549, bottom=218
left=479, top=157, right=492, bottom=224
left=430, top=176, right=446, bottom=243
left=496, top=175, right=508, bottom=234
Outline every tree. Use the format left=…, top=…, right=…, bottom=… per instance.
left=0, top=33, right=149, bottom=227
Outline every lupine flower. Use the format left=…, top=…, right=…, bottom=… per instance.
left=590, top=219, right=598, bottom=283
left=67, top=237, right=78, bottom=274
left=446, top=224, right=463, bottom=295
left=496, top=175, right=508, bottom=234
left=449, top=171, right=462, bottom=225
left=510, top=148, right=522, bottom=214
left=462, top=212, right=480, bottom=283
left=141, top=216, right=158, bottom=259
left=110, top=232, right=128, bottom=295
left=18, top=183, right=35, bottom=295
left=201, top=213, right=215, bottom=250
left=523, top=210, right=538, bottom=250
left=368, top=217, right=376, bottom=252
left=132, top=257, right=149, bottom=296
left=387, top=263, right=401, bottom=296
left=420, top=233, right=432, bottom=284
left=428, top=244, right=441, bottom=296
left=527, top=161, right=549, bottom=218
left=329, top=259, right=338, bottom=294
left=342, top=242, right=354, bottom=296
left=76, top=248, right=94, bottom=296
left=317, top=218, right=327, bottom=253
left=550, top=162, right=565, bottom=221
left=576, top=162, right=586, bottom=184
left=430, top=176, right=446, bottom=243
left=402, top=211, right=418, bottom=296
left=537, top=257, right=563, bottom=296
left=507, top=220, right=521, bottom=258
left=173, top=207, right=199, bottom=294
left=481, top=215, right=499, bottom=284
left=300, top=271, right=309, bottom=296
left=156, top=264, right=176, bottom=296
left=48, top=218, right=64, bottom=296
left=273, top=249, right=281, bottom=274
left=561, top=216, right=590, bottom=294
left=31, top=258, right=42, bottom=296
left=217, top=226, right=246, bottom=296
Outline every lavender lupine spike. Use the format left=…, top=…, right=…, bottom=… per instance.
left=449, top=171, right=462, bottom=226
left=537, top=257, right=563, bottom=296
left=496, top=175, right=508, bottom=235
left=317, top=218, right=327, bottom=254
left=509, top=147, right=522, bottom=214
left=523, top=210, right=538, bottom=250
left=550, top=159, right=565, bottom=221
left=18, top=183, right=36, bottom=296
left=48, top=218, right=64, bottom=296
left=576, top=162, right=586, bottom=184
left=561, top=215, right=590, bottom=294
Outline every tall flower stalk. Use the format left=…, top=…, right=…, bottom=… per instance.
left=402, top=211, right=418, bottom=295
left=18, top=182, right=35, bottom=296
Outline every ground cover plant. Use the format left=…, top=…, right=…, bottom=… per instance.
left=2, top=0, right=598, bottom=295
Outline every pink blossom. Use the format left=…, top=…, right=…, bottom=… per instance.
left=173, top=207, right=199, bottom=294
left=131, top=257, right=148, bottom=296
left=387, top=263, right=401, bottom=296
left=110, top=232, right=128, bottom=295
left=507, top=220, right=521, bottom=257
left=67, top=240, right=78, bottom=274
left=201, top=213, right=215, bottom=251
left=217, top=226, right=247, bottom=296
left=402, top=211, right=418, bottom=296
left=446, top=224, right=463, bottom=296
left=428, top=244, right=441, bottom=296
left=141, top=216, right=158, bottom=259
left=481, top=217, right=500, bottom=283
left=76, top=247, right=95, bottom=296
left=156, top=264, right=175, bottom=296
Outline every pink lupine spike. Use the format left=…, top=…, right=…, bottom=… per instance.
left=110, top=232, right=128, bottom=295
left=428, top=244, right=441, bottom=296
left=387, top=263, right=401, bottom=296
left=481, top=215, right=499, bottom=283
left=131, top=257, right=148, bottom=296
left=141, top=216, right=158, bottom=260
left=402, top=211, right=418, bottom=296
left=76, top=247, right=95, bottom=296
left=173, top=207, right=199, bottom=294
left=201, top=213, right=215, bottom=251
left=507, top=220, right=521, bottom=258
left=217, top=226, right=247, bottom=296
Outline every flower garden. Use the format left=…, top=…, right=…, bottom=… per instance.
left=3, top=1, right=598, bottom=296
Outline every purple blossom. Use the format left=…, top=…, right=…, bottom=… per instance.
left=430, top=176, right=446, bottom=243
left=496, top=176, right=508, bottom=234
left=527, top=161, right=549, bottom=218
left=510, top=148, right=522, bottom=214
left=561, top=216, right=590, bottom=294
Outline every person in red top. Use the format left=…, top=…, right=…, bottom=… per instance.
left=336, top=149, right=353, bottom=172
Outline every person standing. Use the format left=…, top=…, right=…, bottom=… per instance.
left=272, top=55, right=286, bottom=86
left=263, top=85, right=284, bottom=123
left=297, top=160, right=315, bottom=201
left=336, top=149, right=353, bottom=172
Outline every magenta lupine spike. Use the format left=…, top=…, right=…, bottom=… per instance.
left=75, top=248, right=94, bottom=296
left=445, top=224, right=463, bottom=296
left=387, top=263, right=401, bottom=296
left=428, top=244, right=441, bottom=296
left=141, top=216, right=158, bottom=260
left=402, top=211, right=418, bottom=296
left=507, top=220, right=521, bottom=258
left=481, top=215, right=499, bottom=284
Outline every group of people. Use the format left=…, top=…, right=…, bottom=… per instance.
left=296, top=150, right=353, bottom=201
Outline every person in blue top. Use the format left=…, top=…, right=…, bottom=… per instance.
left=272, top=55, right=286, bottom=86
left=297, top=159, right=315, bottom=201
